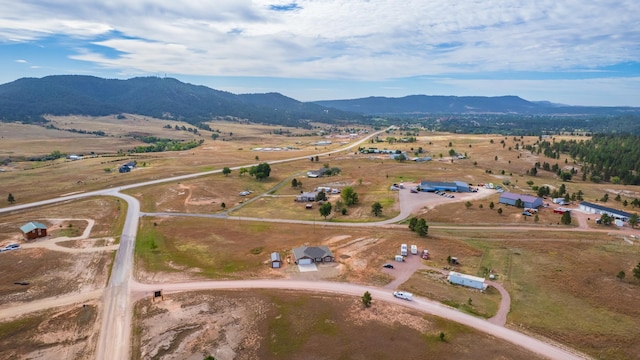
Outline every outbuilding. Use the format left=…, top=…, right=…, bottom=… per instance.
left=20, top=221, right=48, bottom=240
left=578, top=201, right=633, bottom=221
left=448, top=271, right=487, bottom=290
left=270, top=252, right=282, bottom=268
left=499, top=192, right=543, bottom=209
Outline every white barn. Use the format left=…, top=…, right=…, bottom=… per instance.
left=448, top=271, right=487, bottom=290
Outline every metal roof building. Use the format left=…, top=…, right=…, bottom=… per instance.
left=499, top=192, right=543, bottom=208
left=578, top=201, right=633, bottom=221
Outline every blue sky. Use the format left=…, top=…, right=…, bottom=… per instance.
left=1, top=0, right=639, bottom=106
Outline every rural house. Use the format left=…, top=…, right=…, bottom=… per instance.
left=499, top=192, right=543, bottom=208
left=20, top=221, right=48, bottom=240
left=295, top=191, right=318, bottom=202
left=292, top=246, right=334, bottom=265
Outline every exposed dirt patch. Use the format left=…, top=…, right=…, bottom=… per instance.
left=0, top=301, right=101, bottom=360
left=132, top=290, right=544, bottom=360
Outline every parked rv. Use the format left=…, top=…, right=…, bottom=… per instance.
left=400, top=244, right=408, bottom=256
left=410, top=244, right=418, bottom=255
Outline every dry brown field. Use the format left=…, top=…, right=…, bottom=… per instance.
left=0, top=198, right=124, bottom=303
left=0, top=302, right=101, bottom=360
left=131, top=290, right=544, bottom=360
left=2, top=118, right=640, bottom=359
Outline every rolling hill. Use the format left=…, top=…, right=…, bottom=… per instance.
left=0, top=75, right=360, bottom=127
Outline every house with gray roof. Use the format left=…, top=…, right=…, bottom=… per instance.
left=292, top=246, right=334, bottom=265
left=20, top=221, right=48, bottom=240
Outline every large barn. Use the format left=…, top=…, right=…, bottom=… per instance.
left=578, top=201, right=633, bottom=221
left=20, top=221, right=48, bottom=240
left=499, top=192, right=543, bottom=209
left=420, top=180, right=470, bottom=192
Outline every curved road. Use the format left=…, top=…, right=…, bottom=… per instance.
left=0, top=128, right=591, bottom=360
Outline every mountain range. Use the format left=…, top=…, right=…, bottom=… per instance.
left=1, top=75, right=638, bottom=127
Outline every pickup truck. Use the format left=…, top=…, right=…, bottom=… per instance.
left=393, top=291, right=413, bottom=301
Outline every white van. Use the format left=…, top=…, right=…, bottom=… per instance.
left=400, top=244, right=408, bottom=256
left=410, top=244, right=418, bottom=255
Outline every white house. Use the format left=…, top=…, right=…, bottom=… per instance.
left=448, top=271, right=487, bottom=290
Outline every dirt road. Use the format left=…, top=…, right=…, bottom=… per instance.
left=130, top=279, right=588, bottom=360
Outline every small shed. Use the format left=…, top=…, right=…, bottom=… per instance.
left=20, top=221, right=48, bottom=240
left=271, top=252, right=282, bottom=268
left=448, top=271, right=487, bottom=290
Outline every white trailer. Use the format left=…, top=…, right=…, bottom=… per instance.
left=400, top=244, right=408, bottom=256
left=410, top=244, right=418, bottom=255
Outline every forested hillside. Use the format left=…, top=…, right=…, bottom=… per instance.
left=538, top=134, right=640, bottom=185
left=0, top=75, right=360, bottom=128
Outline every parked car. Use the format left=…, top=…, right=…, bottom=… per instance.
left=4, top=244, right=20, bottom=251
left=239, top=191, right=252, bottom=196
left=382, top=263, right=394, bottom=269
left=522, top=211, right=532, bottom=216
left=305, top=203, right=313, bottom=209
left=421, top=249, right=430, bottom=259
left=410, top=187, right=419, bottom=193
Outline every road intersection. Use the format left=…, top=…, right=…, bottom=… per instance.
left=0, top=128, right=591, bottom=360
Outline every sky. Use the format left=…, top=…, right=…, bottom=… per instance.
left=1, top=0, right=639, bottom=106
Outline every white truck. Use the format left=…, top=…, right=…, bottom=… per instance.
left=410, top=244, right=418, bottom=255
left=400, top=244, right=408, bottom=256
left=393, top=291, right=413, bottom=301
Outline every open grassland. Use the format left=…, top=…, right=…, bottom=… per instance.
left=135, top=216, right=450, bottom=284
left=402, top=269, right=501, bottom=318
left=5, top=119, right=640, bottom=358
left=0, top=302, right=100, bottom=360
left=132, top=290, right=544, bottom=360
left=1, top=117, right=364, bottom=206
left=0, top=197, right=123, bottom=305
left=0, top=197, right=126, bottom=243
left=462, top=239, right=640, bottom=360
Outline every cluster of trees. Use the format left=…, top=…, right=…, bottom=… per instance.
left=162, top=123, right=200, bottom=134
left=539, top=134, right=640, bottom=185
left=406, top=114, right=640, bottom=136
left=45, top=124, right=106, bottom=136
left=129, top=138, right=204, bottom=153
left=28, top=149, right=67, bottom=162
left=408, top=217, right=429, bottom=237
left=248, top=163, right=271, bottom=180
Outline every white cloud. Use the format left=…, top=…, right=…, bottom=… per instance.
left=0, top=0, right=639, bottom=82
left=15, top=59, right=27, bottom=63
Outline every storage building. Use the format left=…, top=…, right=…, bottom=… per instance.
left=578, top=201, right=633, bottom=222
left=499, top=192, right=543, bottom=209
left=270, top=252, right=282, bottom=268
left=448, top=271, right=487, bottom=290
